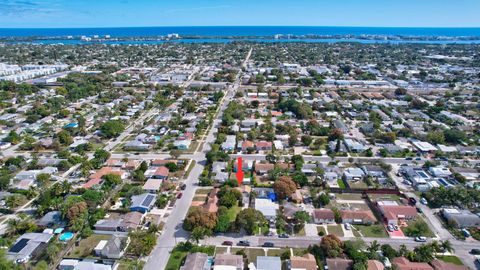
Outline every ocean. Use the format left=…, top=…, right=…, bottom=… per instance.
left=1, top=26, right=480, bottom=37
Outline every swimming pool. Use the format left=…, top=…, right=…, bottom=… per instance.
left=59, top=232, right=74, bottom=241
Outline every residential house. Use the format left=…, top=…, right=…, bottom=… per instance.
left=174, top=139, right=192, bottom=150
left=100, top=235, right=129, bottom=259
left=283, top=202, right=302, bottom=220
left=180, top=252, right=210, bottom=270
left=344, top=139, right=367, bottom=153
left=377, top=201, right=417, bottom=225
left=36, top=211, right=66, bottom=228
left=325, top=258, right=353, bottom=270
left=151, top=159, right=177, bottom=167
left=442, top=208, right=480, bottom=228
left=367, top=260, right=385, bottom=270
left=256, top=256, right=281, bottom=270
left=289, top=253, right=317, bottom=270
left=214, top=254, right=244, bottom=270
left=428, top=166, right=452, bottom=178
left=430, top=259, right=469, bottom=270
left=130, top=193, right=157, bottom=213
left=255, top=163, right=275, bottom=176
left=152, top=166, right=169, bottom=180
left=255, top=198, right=279, bottom=220
left=143, top=179, right=162, bottom=193
left=7, top=233, right=53, bottom=262
left=222, top=135, right=237, bottom=151
left=340, top=210, right=376, bottom=225
left=312, top=209, right=335, bottom=224
left=343, top=167, right=365, bottom=181
left=392, top=257, right=433, bottom=270
left=256, top=141, right=272, bottom=151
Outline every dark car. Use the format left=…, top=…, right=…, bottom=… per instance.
left=262, top=242, right=274, bottom=247
left=222, top=241, right=233, bottom=246
left=237, top=240, right=250, bottom=246
left=176, top=192, right=183, bottom=199
left=405, top=157, right=413, bottom=160
left=180, top=183, right=187, bottom=190
left=470, top=249, right=480, bottom=255
left=416, top=207, right=423, bottom=213
left=409, top=197, right=417, bottom=205
left=278, top=233, right=290, bottom=238
left=415, top=157, right=422, bottom=161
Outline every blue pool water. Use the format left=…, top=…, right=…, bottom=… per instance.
left=59, top=232, right=74, bottom=241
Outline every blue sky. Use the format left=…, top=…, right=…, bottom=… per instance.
left=1, top=0, right=480, bottom=28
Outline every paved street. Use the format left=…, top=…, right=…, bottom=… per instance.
left=143, top=48, right=252, bottom=270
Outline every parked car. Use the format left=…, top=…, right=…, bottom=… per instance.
left=415, top=236, right=427, bottom=242
left=278, top=233, right=290, bottom=238
left=387, top=225, right=394, bottom=232
left=416, top=207, right=423, bottom=213
left=415, top=157, right=422, bottom=161
left=420, top=198, right=428, bottom=205
left=237, top=240, right=250, bottom=246
left=222, top=241, right=233, bottom=246
left=393, top=225, right=399, bottom=231
left=470, top=249, right=480, bottom=255
left=409, top=197, right=417, bottom=205
left=176, top=192, right=183, bottom=199
left=262, top=242, right=274, bottom=247
left=180, top=183, right=187, bottom=190
left=344, top=223, right=351, bottom=230
left=405, top=157, right=413, bottom=160
left=462, top=229, right=471, bottom=237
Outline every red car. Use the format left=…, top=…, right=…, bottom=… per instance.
left=176, top=192, right=183, bottom=199
left=222, top=241, right=233, bottom=246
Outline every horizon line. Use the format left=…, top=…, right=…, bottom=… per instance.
left=2, top=25, right=480, bottom=30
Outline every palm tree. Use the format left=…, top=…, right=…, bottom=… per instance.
left=429, top=240, right=441, bottom=253
left=367, top=240, right=380, bottom=254
left=440, top=240, right=454, bottom=253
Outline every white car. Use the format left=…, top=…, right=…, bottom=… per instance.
left=344, top=223, right=351, bottom=230
left=387, top=225, right=394, bottom=232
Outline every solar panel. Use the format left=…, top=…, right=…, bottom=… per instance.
left=142, top=194, right=154, bottom=207
left=9, top=239, right=29, bottom=253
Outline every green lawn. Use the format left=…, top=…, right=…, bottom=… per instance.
left=402, top=219, right=435, bottom=238
left=184, top=160, right=197, bottom=178
left=117, top=259, right=145, bottom=270
left=353, top=225, right=388, bottom=238
left=165, top=245, right=215, bottom=270
left=317, top=226, right=327, bottom=236
left=337, top=179, right=346, bottom=189
left=195, top=188, right=212, bottom=195
left=226, top=205, right=241, bottom=222
left=66, top=234, right=111, bottom=258
left=437, top=255, right=464, bottom=265
left=165, top=250, right=188, bottom=270
left=231, top=248, right=265, bottom=263
left=326, top=224, right=344, bottom=237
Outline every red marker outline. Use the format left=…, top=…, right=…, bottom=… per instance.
left=236, top=157, right=244, bottom=185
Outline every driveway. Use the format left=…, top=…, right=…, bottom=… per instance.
left=304, top=224, right=318, bottom=237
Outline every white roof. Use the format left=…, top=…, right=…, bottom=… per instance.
left=412, top=141, right=437, bottom=151
left=255, top=198, right=278, bottom=217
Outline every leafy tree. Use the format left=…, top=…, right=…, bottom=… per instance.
left=183, top=207, right=217, bottom=231
left=320, top=234, right=344, bottom=258
left=273, top=176, right=297, bottom=200
left=127, top=230, right=157, bottom=256
left=36, top=173, right=51, bottom=187
left=191, top=227, right=210, bottom=244
left=314, top=193, right=330, bottom=208
left=235, top=208, right=267, bottom=235
left=3, top=130, right=21, bottom=144
left=100, top=120, right=125, bottom=138
left=292, top=172, right=308, bottom=187
left=381, top=244, right=398, bottom=259
left=57, top=130, right=73, bottom=146
left=103, top=173, right=121, bottom=187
